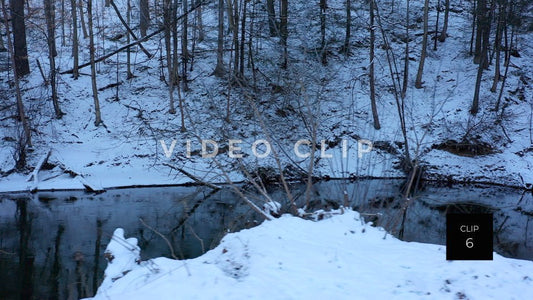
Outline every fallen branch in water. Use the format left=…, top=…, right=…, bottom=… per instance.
left=163, top=163, right=221, bottom=190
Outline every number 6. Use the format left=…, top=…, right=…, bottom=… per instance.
left=466, top=238, right=474, bottom=248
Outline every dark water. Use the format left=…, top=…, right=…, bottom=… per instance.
left=1, top=181, right=532, bottom=299
left=0, top=186, right=260, bottom=299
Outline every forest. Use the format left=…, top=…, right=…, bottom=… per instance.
left=0, top=0, right=532, bottom=199
left=1, top=1, right=533, bottom=299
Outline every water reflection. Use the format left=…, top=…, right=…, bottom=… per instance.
left=307, top=180, right=533, bottom=260
left=0, top=181, right=532, bottom=299
left=0, top=187, right=259, bottom=299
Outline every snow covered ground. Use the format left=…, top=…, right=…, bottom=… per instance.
left=86, top=210, right=533, bottom=300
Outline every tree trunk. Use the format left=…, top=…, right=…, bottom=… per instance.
left=239, top=0, right=246, bottom=75
left=473, top=0, right=484, bottom=64
left=470, top=45, right=485, bottom=115
left=320, top=0, right=327, bottom=65
left=126, top=0, right=133, bottom=78
left=470, top=0, right=476, bottom=55
left=0, top=23, right=5, bottom=51
left=2, top=0, right=31, bottom=152
left=231, top=0, right=239, bottom=76
left=401, top=0, right=409, bottom=99
left=266, top=0, right=276, bottom=36
left=214, top=0, right=225, bottom=76
left=182, top=0, right=189, bottom=90
left=196, top=0, right=204, bottom=41
left=172, top=0, right=179, bottom=95
left=369, top=0, right=380, bottom=129
left=490, top=3, right=503, bottom=93
left=71, top=0, right=79, bottom=79
left=44, top=0, right=63, bottom=118
left=495, top=24, right=512, bottom=112
left=139, top=0, right=150, bottom=38
left=164, top=0, right=176, bottom=113
left=434, top=0, right=440, bottom=51
left=248, top=1, right=257, bottom=87
left=61, top=0, right=65, bottom=46
left=9, top=0, right=30, bottom=77
left=415, top=0, right=429, bottom=89
left=438, top=0, right=449, bottom=42
left=172, top=0, right=185, bottom=129
left=343, top=0, right=350, bottom=53
left=79, top=0, right=88, bottom=38
left=88, top=0, right=102, bottom=126
left=226, top=0, right=234, bottom=33
left=470, top=0, right=490, bottom=115
left=280, top=0, right=288, bottom=68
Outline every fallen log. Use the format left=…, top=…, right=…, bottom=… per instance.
left=27, top=148, right=52, bottom=192
left=163, top=163, right=221, bottom=190
left=60, top=1, right=204, bottom=75
left=53, top=159, right=105, bottom=193
left=60, top=27, right=163, bottom=74
left=77, top=175, right=105, bottom=193
left=109, top=0, right=152, bottom=58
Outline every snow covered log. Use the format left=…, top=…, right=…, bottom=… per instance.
left=26, top=149, right=51, bottom=192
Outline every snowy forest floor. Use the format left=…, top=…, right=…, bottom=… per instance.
left=1, top=0, right=533, bottom=193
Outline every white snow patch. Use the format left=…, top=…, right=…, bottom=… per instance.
left=87, top=210, right=533, bottom=299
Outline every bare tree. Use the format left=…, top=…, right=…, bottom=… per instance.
left=196, top=0, right=204, bottom=42
left=434, top=0, right=440, bottom=50
left=44, top=0, right=63, bottom=118
left=214, top=0, right=225, bottom=76
left=126, top=0, right=133, bottom=78
left=2, top=0, right=32, bottom=168
left=343, top=0, right=351, bottom=53
left=173, top=0, right=185, bottom=131
left=9, top=0, right=30, bottom=77
left=239, top=0, right=246, bottom=75
left=320, top=0, right=327, bottom=65
left=473, top=0, right=484, bottom=64
left=0, top=23, right=5, bottom=51
left=491, top=0, right=504, bottom=92
left=469, top=0, right=476, bottom=55
left=140, top=0, right=150, bottom=38
left=60, top=0, right=65, bottom=46
left=229, top=0, right=239, bottom=76
left=266, top=0, right=276, bottom=36
left=71, top=0, right=79, bottom=79
left=415, top=0, right=429, bottom=89
left=182, top=0, right=189, bottom=90
left=369, top=0, right=380, bottom=129
left=87, top=0, right=102, bottom=126
left=280, top=0, right=288, bottom=68
left=438, top=0, right=450, bottom=42
left=401, top=0, right=410, bottom=99
left=471, top=0, right=490, bottom=115
left=163, top=0, right=176, bottom=113
left=79, top=0, right=88, bottom=38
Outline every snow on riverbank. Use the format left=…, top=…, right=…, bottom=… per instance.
left=87, top=210, right=533, bottom=300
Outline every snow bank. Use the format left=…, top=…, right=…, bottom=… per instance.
left=87, top=210, right=533, bottom=299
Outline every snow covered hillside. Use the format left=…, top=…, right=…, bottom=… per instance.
left=1, top=0, right=532, bottom=192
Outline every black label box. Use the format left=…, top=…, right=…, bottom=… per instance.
left=446, top=213, right=493, bottom=260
